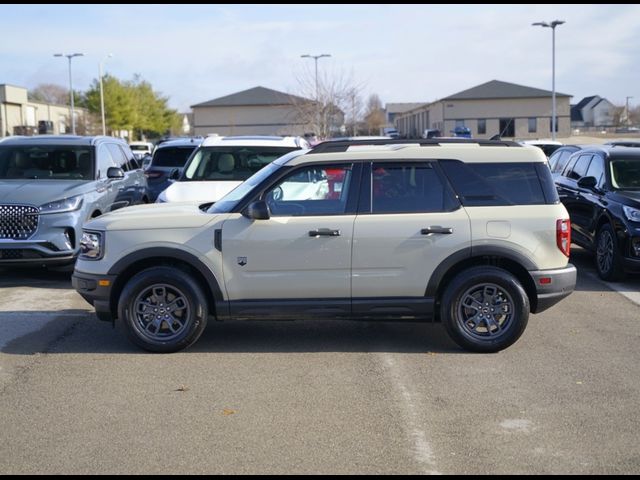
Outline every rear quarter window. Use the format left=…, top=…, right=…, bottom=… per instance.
left=440, top=160, right=558, bottom=206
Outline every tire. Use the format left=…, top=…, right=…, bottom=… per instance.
left=440, top=266, right=530, bottom=353
left=595, top=223, right=625, bottom=281
left=118, top=266, right=208, bottom=353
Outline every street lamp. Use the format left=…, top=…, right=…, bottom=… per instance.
left=626, top=96, right=634, bottom=127
left=301, top=53, right=331, bottom=136
left=54, top=53, right=84, bottom=135
left=532, top=20, right=565, bottom=141
left=99, top=54, right=113, bottom=136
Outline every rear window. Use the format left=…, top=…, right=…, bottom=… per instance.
left=440, top=160, right=557, bottom=206
left=152, top=147, right=196, bottom=168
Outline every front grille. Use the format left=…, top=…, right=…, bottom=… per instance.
left=0, top=205, right=39, bottom=240
left=0, top=249, right=43, bottom=260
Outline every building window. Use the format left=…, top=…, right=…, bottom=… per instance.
left=549, top=117, right=559, bottom=133
left=477, top=119, right=486, bottom=135
left=455, top=119, right=465, bottom=128
left=499, top=118, right=515, bottom=138
left=528, top=118, right=537, bottom=133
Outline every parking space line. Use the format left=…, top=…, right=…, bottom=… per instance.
left=380, top=353, right=441, bottom=475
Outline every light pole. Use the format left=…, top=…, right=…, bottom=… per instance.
left=99, top=54, right=113, bottom=136
left=626, top=96, right=634, bottom=127
left=532, top=20, right=565, bottom=140
left=54, top=53, right=84, bottom=135
left=301, top=53, right=331, bottom=136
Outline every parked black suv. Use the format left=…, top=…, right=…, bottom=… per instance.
left=554, top=145, right=640, bottom=280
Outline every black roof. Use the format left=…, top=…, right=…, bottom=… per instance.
left=310, top=138, right=522, bottom=154
left=191, top=86, right=313, bottom=108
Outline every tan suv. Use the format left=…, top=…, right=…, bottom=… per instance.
left=72, top=139, right=576, bottom=353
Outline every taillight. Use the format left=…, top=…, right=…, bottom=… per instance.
left=556, top=219, right=571, bottom=257
left=144, top=170, right=163, bottom=179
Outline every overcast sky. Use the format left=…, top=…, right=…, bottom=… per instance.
left=1, top=4, right=638, bottom=112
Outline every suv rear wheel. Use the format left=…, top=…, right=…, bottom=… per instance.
left=596, top=223, right=625, bottom=281
left=118, top=267, right=208, bottom=352
left=441, top=266, right=529, bottom=353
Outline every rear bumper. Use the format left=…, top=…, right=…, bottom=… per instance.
left=530, top=264, right=577, bottom=313
left=72, top=271, right=117, bottom=322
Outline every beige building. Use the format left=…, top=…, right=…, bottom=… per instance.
left=1, top=84, right=89, bottom=138
left=395, top=80, right=572, bottom=139
left=191, top=86, right=316, bottom=136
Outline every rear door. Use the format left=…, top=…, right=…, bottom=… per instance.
left=351, top=161, right=471, bottom=316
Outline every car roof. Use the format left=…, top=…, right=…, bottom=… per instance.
left=576, top=145, right=640, bottom=158
left=0, top=135, right=125, bottom=147
left=201, top=135, right=308, bottom=148
left=155, top=138, right=203, bottom=149
left=283, top=141, right=546, bottom=166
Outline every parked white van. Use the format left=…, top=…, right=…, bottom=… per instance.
left=156, top=136, right=309, bottom=203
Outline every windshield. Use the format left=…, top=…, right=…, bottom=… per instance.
left=152, top=146, right=197, bottom=168
left=610, top=158, right=640, bottom=190
left=207, top=162, right=282, bottom=214
left=0, top=145, right=94, bottom=180
left=184, top=146, right=296, bottom=182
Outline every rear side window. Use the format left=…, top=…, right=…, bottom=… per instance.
left=440, top=160, right=555, bottom=206
left=371, top=163, right=457, bottom=214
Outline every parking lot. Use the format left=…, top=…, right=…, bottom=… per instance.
left=0, top=248, right=639, bottom=474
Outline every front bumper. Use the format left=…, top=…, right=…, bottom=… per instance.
left=72, top=271, right=118, bottom=322
left=0, top=209, right=83, bottom=265
left=530, top=264, right=577, bottom=313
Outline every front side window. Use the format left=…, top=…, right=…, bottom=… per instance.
left=184, top=146, right=296, bottom=182
left=566, top=154, right=593, bottom=180
left=0, top=145, right=94, bottom=180
left=264, top=164, right=352, bottom=216
left=585, top=155, right=605, bottom=188
left=371, top=163, right=456, bottom=214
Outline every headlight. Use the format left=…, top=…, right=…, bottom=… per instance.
left=40, top=195, right=83, bottom=214
left=79, top=231, right=103, bottom=260
left=623, top=205, right=640, bottom=223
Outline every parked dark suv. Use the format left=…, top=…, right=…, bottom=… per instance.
left=144, top=137, right=202, bottom=202
left=554, top=145, right=640, bottom=280
left=0, top=135, right=147, bottom=266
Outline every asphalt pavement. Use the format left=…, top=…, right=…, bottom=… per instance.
left=0, top=249, right=638, bottom=474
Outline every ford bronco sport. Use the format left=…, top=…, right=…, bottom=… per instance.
left=73, top=139, right=576, bottom=353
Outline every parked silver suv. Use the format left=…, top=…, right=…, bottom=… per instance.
left=0, top=135, right=148, bottom=266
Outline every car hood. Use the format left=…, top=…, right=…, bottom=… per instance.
left=162, top=180, right=242, bottom=203
left=0, top=180, right=92, bottom=206
left=610, top=190, right=640, bottom=208
left=85, top=202, right=216, bottom=231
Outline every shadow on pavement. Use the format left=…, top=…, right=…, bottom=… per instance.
left=0, top=267, right=74, bottom=290
left=1, top=310, right=464, bottom=356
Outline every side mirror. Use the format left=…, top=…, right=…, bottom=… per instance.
left=169, top=168, right=180, bottom=181
left=107, top=167, right=125, bottom=179
left=577, top=176, right=597, bottom=190
left=243, top=200, right=270, bottom=220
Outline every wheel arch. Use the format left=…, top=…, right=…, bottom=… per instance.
left=427, top=247, right=538, bottom=316
left=108, top=248, right=224, bottom=321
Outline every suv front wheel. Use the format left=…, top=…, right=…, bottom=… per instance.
left=118, top=267, right=209, bottom=352
left=441, top=266, right=529, bottom=353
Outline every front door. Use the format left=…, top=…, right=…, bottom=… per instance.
left=221, top=163, right=359, bottom=317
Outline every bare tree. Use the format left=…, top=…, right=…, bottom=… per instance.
left=28, top=83, right=70, bottom=105
left=291, top=66, right=365, bottom=140
left=364, top=94, right=385, bottom=135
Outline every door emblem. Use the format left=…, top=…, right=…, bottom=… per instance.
left=237, top=256, right=247, bottom=266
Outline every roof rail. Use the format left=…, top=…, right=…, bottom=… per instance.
left=309, top=138, right=522, bottom=154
